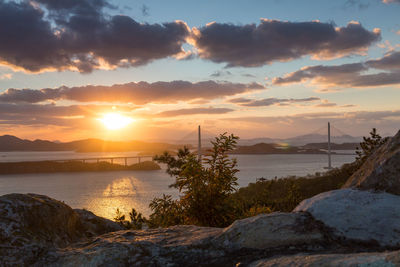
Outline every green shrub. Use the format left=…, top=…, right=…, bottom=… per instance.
left=151, top=133, right=239, bottom=227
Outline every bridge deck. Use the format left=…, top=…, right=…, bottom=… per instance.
left=52, top=156, right=153, bottom=166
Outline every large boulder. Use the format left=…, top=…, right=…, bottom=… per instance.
left=47, top=226, right=226, bottom=266
left=74, top=209, right=123, bottom=237
left=214, top=212, right=325, bottom=250
left=249, top=250, right=400, bottom=266
left=294, top=189, right=400, bottom=248
left=0, top=193, right=122, bottom=266
left=343, top=129, right=400, bottom=194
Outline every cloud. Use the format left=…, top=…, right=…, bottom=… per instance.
left=343, top=0, right=370, bottom=10
left=0, top=81, right=264, bottom=104
left=223, top=110, right=400, bottom=137
left=315, top=102, right=337, bottom=107
left=210, top=70, right=232, bottom=77
left=383, top=0, right=400, bottom=4
left=242, top=73, right=256, bottom=78
left=155, top=107, right=234, bottom=117
left=191, top=20, right=380, bottom=67
left=273, top=51, right=400, bottom=88
left=366, top=51, right=400, bottom=70
left=228, top=97, right=320, bottom=107
left=0, top=73, right=12, bottom=80
left=0, top=102, right=130, bottom=126
left=0, top=0, right=189, bottom=73
left=141, top=4, right=149, bottom=16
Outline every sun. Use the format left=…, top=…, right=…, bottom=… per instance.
left=99, top=113, right=134, bottom=130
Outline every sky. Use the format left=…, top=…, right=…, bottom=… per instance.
left=0, top=0, right=399, bottom=142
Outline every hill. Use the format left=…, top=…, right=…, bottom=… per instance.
left=0, top=135, right=181, bottom=152
left=302, top=142, right=358, bottom=150
left=229, top=143, right=325, bottom=154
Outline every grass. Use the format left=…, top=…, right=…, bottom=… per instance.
left=232, top=161, right=361, bottom=213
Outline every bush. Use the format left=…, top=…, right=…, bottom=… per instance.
left=115, top=128, right=388, bottom=228
left=356, top=128, right=387, bottom=163
left=151, top=133, right=240, bottom=227
left=113, top=208, right=145, bottom=230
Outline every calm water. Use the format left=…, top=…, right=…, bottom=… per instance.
left=0, top=151, right=355, bottom=219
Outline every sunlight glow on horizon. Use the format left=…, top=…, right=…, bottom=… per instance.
left=98, top=113, right=135, bottom=130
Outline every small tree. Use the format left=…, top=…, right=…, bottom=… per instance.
left=355, top=128, right=387, bottom=163
left=114, top=208, right=126, bottom=226
left=128, top=208, right=145, bottom=230
left=151, top=133, right=239, bottom=227
left=113, top=208, right=145, bottom=229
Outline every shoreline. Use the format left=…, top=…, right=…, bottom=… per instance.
left=0, top=160, right=160, bottom=175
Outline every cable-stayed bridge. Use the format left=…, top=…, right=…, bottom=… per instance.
left=175, top=123, right=361, bottom=147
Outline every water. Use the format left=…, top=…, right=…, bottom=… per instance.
left=0, top=151, right=355, bottom=219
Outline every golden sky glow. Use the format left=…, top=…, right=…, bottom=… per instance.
left=0, top=0, right=400, bottom=141
left=98, top=113, right=135, bottom=130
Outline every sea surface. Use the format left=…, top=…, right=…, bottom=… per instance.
left=0, top=151, right=355, bottom=219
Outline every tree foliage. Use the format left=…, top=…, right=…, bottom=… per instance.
left=151, top=133, right=239, bottom=227
left=356, top=128, right=387, bottom=163
left=114, top=129, right=387, bottom=229
left=113, top=208, right=145, bottom=230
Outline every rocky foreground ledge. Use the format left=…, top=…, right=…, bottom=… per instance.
left=1, top=130, right=399, bottom=266
left=1, top=190, right=400, bottom=266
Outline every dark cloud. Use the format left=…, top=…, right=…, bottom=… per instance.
left=242, top=73, right=256, bottom=78
left=273, top=63, right=368, bottom=85
left=192, top=20, right=380, bottom=67
left=315, top=102, right=337, bottom=107
left=0, top=0, right=189, bottom=73
left=343, top=0, right=370, bottom=10
left=228, top=98, right=253, bottom=104
left=228, top=97, right=320, bottom=107
left=210, top=70, right=232, bottom=77
left=273, top=51, right=400, bottom=88
left=0, top=81, right=264, bottom=104
left=35, top=0, right=112, bottom=15
left=366, top=51, right=400, bottom=70
left=141, top=4, right=149, bottom=16
left=156, top=107, right=234, bottom=117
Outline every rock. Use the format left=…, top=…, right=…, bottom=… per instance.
left=0, top=193, right=123, bottom=266
left=0, top=193, right=83, bottom=265
left=74, top=209, right=123, bottom=237
left=294, top=189, right=400, bottom=248
left=3, top=191, right=400, bottom=266
left=343, top=129, right=400, bottom=194
left=249, top=250, right=400, bottom=266
left=46, top=226, right=226, bottom=267
left=214, top=212, right=325, bottom=250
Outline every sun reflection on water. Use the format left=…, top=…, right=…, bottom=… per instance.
left=85, top=177, right=150, bottom=219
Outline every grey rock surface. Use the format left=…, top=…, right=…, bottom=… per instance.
left=74, top=208, right=123, bottom=237
left=48, top=226, right=225, bottom=266
left=294, top=189, right=400, bottom=248
left=0, top=193, right=122, bottom=266
left=215, top=212, right=325, bottom=250
left=3, top=186, right=400, bottom=266
left=343, top=129, right=400, bottom=194
left=249, top=250, right=400, bottom=267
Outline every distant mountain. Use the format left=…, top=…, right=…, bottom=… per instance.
left=0, top=135, right=180, bottom=152
left=237, top=137, right=276, bottom=146
left=282, top=134, right=362, bottom=146
left=229, top=143, right=325, bottom=155
left=0, top=135, right=63, bottom=151
left=0, top=133, right=363, bottom=152
left=302, top=142, right=359, bottom=150
left=237, top=134, right=362, bottom=146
